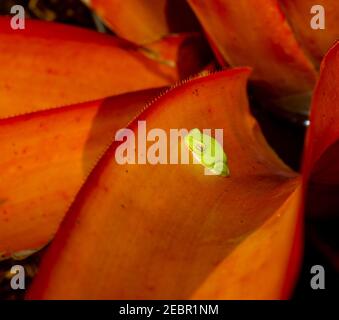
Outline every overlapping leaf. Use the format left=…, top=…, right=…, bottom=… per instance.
left=279, top=0, right=339, bottom=66
left=82, top=0, right=199, bottom=44
left=302, top=41, right=339, bottom=217
left=0, top=18, right=206, bottom=118
left=27, top=68, right=303, bottom=299
left=188, top=0, right=318, bottom=96
left=0, top=88, right=160, bottom=258
left=27, top=41, right=339, bottom=299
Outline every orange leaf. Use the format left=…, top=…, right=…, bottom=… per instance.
left=279, top=0, right=339, bottom=66
left=188, top=0, right=318, bottom=96
left=27, top=69, right=302, bottom=299
left=84, top=0, right=199, bottom=44
left=302, top=41, right=339, bottom=217
left=0, top=17, right=178, bottom=118
left=0, top=88, right=160, bottom=258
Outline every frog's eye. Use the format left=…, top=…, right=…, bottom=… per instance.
left=184, top=128, right=230, bottom=177
left=194, top=141, right=206, bottom=153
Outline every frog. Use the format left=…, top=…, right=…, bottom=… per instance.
left=184, top=128, right=230, bottom=177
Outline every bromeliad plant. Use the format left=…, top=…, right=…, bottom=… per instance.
left=0, top=0, right=338, bottom=299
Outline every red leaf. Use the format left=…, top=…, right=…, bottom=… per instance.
left=0, top=17, right=178, bottom=118
left=0, top=88, right=160, bottom=258
left=302, top=41, right=339, bottom=217
left=27, top=69, right=302, bottom=299
left=85, top=0, right=199, bottom=44
left=279, top=0, right=339, bottom=66
left=188, top=0, right=318, bottom=96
